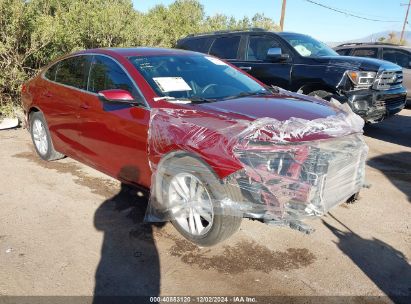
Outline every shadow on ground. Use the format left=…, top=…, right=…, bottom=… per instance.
left=93, top=181, right=164, bottom=303
left=323, top=214, right=411, bottom=303
left=364, top=113, right=411, bottom=148
left=367, top=152, right=411, bottom=202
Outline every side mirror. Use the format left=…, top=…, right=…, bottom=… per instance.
left=98, top=89, right=135, bottom=103
left=266, top=47, right=290, bottom=62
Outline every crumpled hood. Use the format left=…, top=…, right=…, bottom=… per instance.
left=194, top=91, right=364, bottom=143
left=310, top=55, right=402, bottom=72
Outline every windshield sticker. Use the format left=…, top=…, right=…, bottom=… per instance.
left=294, top=45, right=312, bottom=57
left=205, top=56, right=228, bottom=66
left=153, top=77, right=192, bottom=92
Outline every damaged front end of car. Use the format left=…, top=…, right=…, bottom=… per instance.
left=145, top=102, right=368, bottom=234
left=225, top=133, right=367, bottom=231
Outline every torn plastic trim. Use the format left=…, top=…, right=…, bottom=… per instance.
left=234, top=103, right=364, bottom=144
left=226, top=133, right=368, bottom=224
left=145, top=102, right=368, bottom=229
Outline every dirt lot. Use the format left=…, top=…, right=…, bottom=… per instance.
left=0, top=109, right=410, bottom=302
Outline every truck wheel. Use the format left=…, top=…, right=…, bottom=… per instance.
left=30, top=111, right=64, bottom=161
left=158, top=156, right=243, bottom=246
left=308, top=90, right=333, bottom=101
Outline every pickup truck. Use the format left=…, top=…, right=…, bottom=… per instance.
left=177, top=29, right=407, bottom=123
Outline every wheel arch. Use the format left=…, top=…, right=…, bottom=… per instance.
left=27, top=106, right=42, bottom=130
left=155, top=150, right=223, bottom=181
left=298, top=83, right=337, bottom=95
left=153, top=149, right=241, bottom=205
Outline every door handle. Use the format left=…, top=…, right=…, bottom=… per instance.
left=80, top=103, right=90, bottom=109
left=43, top=91, right=53, bottom=98
left=240, top=66, right=252, bottom=71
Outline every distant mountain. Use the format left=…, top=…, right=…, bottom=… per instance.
left=328, top=31, right=411, bottom=47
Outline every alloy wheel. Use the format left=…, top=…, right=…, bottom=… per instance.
left=32, top=119, right=48, bottom=155
left=168, top=173, right=214, bottom=236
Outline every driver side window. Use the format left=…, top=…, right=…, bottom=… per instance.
left=247, top=36, right=286, bottom=61
left=88, top=55, right=135, bottom=94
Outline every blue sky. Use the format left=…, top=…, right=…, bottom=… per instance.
left=132, top=0, right=406, bottom=42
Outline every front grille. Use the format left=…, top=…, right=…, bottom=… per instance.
left=374, top=70, right=403, bottom=90
left=375, top=95, right=407, bottom=108
left=303, top=135, right=367, bottom=214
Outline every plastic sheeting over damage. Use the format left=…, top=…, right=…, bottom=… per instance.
left=145, top=101, right=368, bottom=227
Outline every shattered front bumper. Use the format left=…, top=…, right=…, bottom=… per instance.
left=226, top=134, right=368, bottom=224
left=346, top=87, right=407, bottom=123
left=145, top=104, right=368, bottom=232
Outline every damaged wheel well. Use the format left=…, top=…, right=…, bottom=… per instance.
left=298, top=84, right=337, bottom=96
left=27, top=107, right=41, bottom=130
left=156, top=150, right=223, bottom=182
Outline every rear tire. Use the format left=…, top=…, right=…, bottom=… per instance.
left=158, top=156, right=243, bottom=246
left=30, top=111, right=64, bottom=161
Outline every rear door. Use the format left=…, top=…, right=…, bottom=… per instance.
left=41, top=55, right=92, bottom=160
left=233, top=34, right=292, bottom=89
left=77, top=54, right=152, bottom=187
left=208, top=35, right=243, bottom=65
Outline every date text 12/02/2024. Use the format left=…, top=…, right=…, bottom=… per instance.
left=149, top=297, right=257, bottom=303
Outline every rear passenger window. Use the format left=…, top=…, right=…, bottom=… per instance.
left=209, top=36, right=241, bottom=59
left=335, top=49, right=351, bottom=56
left=247, top=36, right=287, bottom=61
left=351, top=48, right=378, bottom=58
left=55, top=56, right=90, bottom=89
left=179, top=38, right=212, bottom=53
left=88, top=55, right=134, bottom=94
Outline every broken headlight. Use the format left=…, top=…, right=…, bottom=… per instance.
left=347, top=70, right=376, bottom=90
left=237, top=149, right=299, bottom=177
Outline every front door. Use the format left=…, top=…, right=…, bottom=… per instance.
left=77, top=55, right=152, bottom=187
left=233, top=34, right=293, bottom=89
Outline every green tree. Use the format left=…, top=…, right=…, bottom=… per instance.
left=0, top=0, right=280, bottom=116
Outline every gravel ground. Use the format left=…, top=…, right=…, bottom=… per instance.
left=0, top=109, right=410, bottom=303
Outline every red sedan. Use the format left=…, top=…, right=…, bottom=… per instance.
left=21, top=48, right=367, bottom=246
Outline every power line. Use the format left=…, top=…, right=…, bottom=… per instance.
left=303, top=0, right=401, bottom=23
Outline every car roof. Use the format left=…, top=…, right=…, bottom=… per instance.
left=335, top=43, right=410, bottom=50
left=180, top=28, right=275, bottom=40
left=75, top=47, right=200, bottom=58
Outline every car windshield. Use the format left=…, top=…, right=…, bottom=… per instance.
left=280, top=33, right=338, bottom=57
left=128, top=54, right=267, bottom=101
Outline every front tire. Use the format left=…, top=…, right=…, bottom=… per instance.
left=158, top=156, right=243, bottom=246
left=30, top=111, right=64, bottom=161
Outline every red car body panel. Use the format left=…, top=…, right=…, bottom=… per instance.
left=21, top=48, right=341, bottom=189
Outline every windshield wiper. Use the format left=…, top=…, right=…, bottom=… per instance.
left=153, top=96, right=176, bottom=102
left=153, top=95, right=215, bottom=104
left=222, top=90, right=272, bottom=100
left=188, top=96, right=216, bottom=104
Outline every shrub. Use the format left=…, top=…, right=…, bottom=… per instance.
left=0, top=0, right=279, bottom=117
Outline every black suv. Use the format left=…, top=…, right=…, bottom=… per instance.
left=177, top=29, right=407, bottom=123
left=334, top=42, right=411, bottom=105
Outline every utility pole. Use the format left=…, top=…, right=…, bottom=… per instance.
left=400, top=0, right=411, bottom=44
left=280, top=0, right=287, bottom=31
